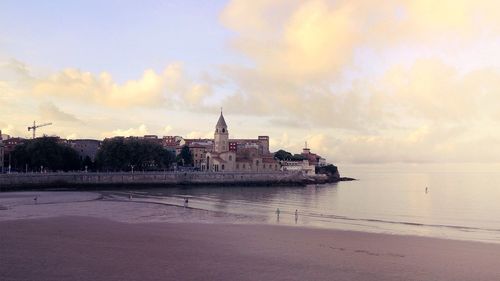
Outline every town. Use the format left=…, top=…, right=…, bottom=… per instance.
left=0, top=112, right=334, bottom=180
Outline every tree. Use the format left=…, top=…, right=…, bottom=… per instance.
left=82, top=156, right=94, bottom=171
left=274, top=149, right=306, bottom=161
left=10, top=137, right=80, bottom=172
left=161, top=149, right=176, bottom=168
left=95, top=138, right=175, bottom=171
left=274, top=149, right=293, bottom=161
left=291, top=154, right=307, bottom=161
left=95, top=138, right=130, bottom=171
left=315, top=164, right=340, bottom=180
left=176, top=145, right=193, bottom=166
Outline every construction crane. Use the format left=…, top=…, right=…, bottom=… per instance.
left=27, top=121, right=52, bottom=139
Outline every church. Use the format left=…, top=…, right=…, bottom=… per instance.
left=202, top=112, right=280, bottom=172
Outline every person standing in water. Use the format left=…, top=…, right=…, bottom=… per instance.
left=276, top=208, right=280, bottom=221
left=295, top=209, right=298, bottom=224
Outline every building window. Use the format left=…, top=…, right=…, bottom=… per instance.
left=222, top=164, right=225, bottom=170
left=243, top=164, right=245, bottom=169
left=229, top=155, right=232, bottom=161
left=236, top=164, right=239, bottom=169
left=222, top=128, right=225, bottom=133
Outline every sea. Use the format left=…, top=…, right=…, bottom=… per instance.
left=123, top=163, right=500, bottom=244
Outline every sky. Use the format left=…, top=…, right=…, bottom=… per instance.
left=1, top=0, right=500, bottom=164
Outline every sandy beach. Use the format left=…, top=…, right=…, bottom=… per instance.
left=1, top=216, right=499, bottom=281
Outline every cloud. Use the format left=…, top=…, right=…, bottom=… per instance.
left=104, top=124, right=149, bottom=137
left=0, top=123, right=23, bottom=138
left=2, top=1, right=500, bottom=164
left=39, top=102, right=82, bottom=123
left=375, top=59, right=500, bottom=124
left=1, top=60, right=214, bottom=109
left=218, top=0, right=500, bottom=126
left=186, top=130, right=213, bottom=139
left=33, top=68, right=168, bottom=107
left=66, top=133, right=78, bottom=140
left=163, top=125, right=173, bottom=135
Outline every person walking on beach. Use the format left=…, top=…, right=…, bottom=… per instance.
left=295, top=209, right=298, bottom=224
left=276, top=208, right=280, bottom=221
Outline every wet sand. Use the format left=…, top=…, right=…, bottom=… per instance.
left=1, top=216, right=499, bottom=281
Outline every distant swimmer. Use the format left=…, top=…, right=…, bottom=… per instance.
left=295, top=209, right=298, bottom=224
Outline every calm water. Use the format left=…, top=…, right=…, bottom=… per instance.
left=123, top=164, right=500, bottom=243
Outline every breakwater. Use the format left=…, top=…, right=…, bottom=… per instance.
left=0, top=171, right=317, bottom=191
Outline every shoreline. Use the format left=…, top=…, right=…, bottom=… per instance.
left=1, top=216, right=499, bottom=281
left=1, top=190, right=497, bottom=245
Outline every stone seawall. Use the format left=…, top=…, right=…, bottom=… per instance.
left=0, top=171, right=306, bottom=191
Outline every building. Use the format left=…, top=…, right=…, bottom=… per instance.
left=204, top=112, right=279, bottom=172
left=0, top=130, right=4, bottom=173
left=3, top=137, right=26, bottom=155
left=0, top=136, right=26, bottom=173
left=280, top=160, right=316, bottom=175
left=68, top=139, right=101, bottom=161
left=162, top=136, right=183, bottom=154
left=229, top=136, right=270, bottom=154
left=180, top=139, right=213, bottom=169
left=301, top=142, right=327, bottom=167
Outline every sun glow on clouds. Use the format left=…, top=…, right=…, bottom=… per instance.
left=31, top=63, right=212, bottom=108
left=1, top=0, right=500, bottom=163
left=106, top=124, right=149, bottom=138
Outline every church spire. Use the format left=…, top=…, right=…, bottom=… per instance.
left=214, top=110, right=229, bottom=153
left=216, top=110, right=227, bottom=128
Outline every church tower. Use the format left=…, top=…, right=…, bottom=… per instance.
left=214, top=111, right=229, bottom=153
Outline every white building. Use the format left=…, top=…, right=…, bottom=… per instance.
left=280, top=160, right=316, bottom=175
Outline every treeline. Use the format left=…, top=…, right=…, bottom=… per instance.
left=95, top=138, right=175, bottom=171
left=273, top=149, right=307, bottom=161
left=8, top=137, right=177, bottom=172
left=10, top=137, right=81, bottom=172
